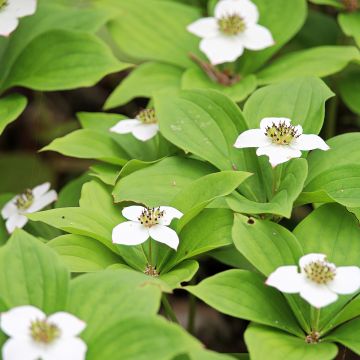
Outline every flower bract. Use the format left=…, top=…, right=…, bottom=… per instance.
left=0, top=0, right=37, bottom=37
left=266, top=253, right=360, bottom=308
left=112, top=205, right=183, bottom=250
left=1, top=182, right=57, bottom=234
left=187, top=0, right=274, bottom=65
left=0, top=305, right=87, bottom=360
left=234, top=117, right=330, bottom=167
left=110, top=109, right=159, bottom=142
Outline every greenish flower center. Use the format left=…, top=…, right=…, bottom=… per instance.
left=218, top=14, right=246, bottom=36
left=30, top=319, right=61, bottom=344
left=137, top=109, right=157, bottom=124
left=138, top=207, right=164, bottom=228
left=15, top=189, right=34, bottom=211
left=304, top=260, right=336, bottom=285
left=265, top=121, right=300, bottom=145
left=0, top=0, right=8, bottom=9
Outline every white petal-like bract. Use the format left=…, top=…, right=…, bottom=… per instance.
left=0, top=0, right=37, bottom=36
left=1, top=305, right=87, bottom=360
left=112, top=221, right=149, bottom=246
left=149, top=224, right=180, bottom=250
left=267, top=253, right=360, bottom=308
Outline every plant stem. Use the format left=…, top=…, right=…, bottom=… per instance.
left=148, top=238, right=153, bottom=267
left=325, top=95, right=338, bottom=140
left=272, top=166, right=278, bottom=196
left=310, top=306, right=321, bottom=333
left=187, top=289, right=197, bottom=334
left=161, top=295, right=179, bottom=323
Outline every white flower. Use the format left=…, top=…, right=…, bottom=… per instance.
left=1, top=182, right=57, bottom=234
left=266, top=253, right=360, bottom=308
left=110, top=108, right=159, bottom=142
left=0, top=0, right=37, bottom=37
left=187, top=0, right=274, bottom=65
left=234, top=117, right=330, bottom=167
left=112, top=205, right=183, bottom=250
left=0, top=305, right=87, bottom=360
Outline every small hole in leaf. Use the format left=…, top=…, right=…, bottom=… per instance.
left=61, top=216, right=65, bottom=219
left=247, top=218, right=255, bottom=225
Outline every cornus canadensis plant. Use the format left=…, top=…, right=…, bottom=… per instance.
left=0, top=0, right=37, bottom=36
left=234, top=117, right=330, bottom=167
left=110, top=108, right=160, bottom=141
left=1, top=182, right=57, bottom=233
left=266, top=253, right=360, bottom=308
left=187, top=0, right=274, bottom=65
left=0, top=305, right=87, bottom=360
left=112, top=205, right=183, bottom=275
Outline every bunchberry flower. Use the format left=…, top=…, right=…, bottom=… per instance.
left=266, top=253, right=360, bottom=308
left=112, top=205, right=183, bottom=250
left=110, top=108, right=159, bottom=142
left=1, top=182, right=57, bottom=234
left=234, top=117, right=329, bottom=167
left=0, top=305, right=87, bottom=360
left=0, top=0, right=37, bottom=36
left=187, top=0, right=274, bottom=65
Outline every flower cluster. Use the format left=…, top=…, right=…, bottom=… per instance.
left=0, top=305, right=87, bottom=360
left=187, top=0, right=274, bottom=65
left=267, top=253, right=360, bottom=308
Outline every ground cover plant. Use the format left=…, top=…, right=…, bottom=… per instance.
left=0, top=0, right=360, bottom=359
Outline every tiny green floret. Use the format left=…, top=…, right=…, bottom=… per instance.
left=137, top=109, right=157, bottom=124
left=30, top=319, right=61, bottom=344
left=265, top=121, right=300, bottom=145
left=0, top=0, right=8, bottom=9
left=15, top=189, right=34, bottom=211
left=304, top=259, right=336, bottom=285
left=138, top=207, right=164, bottom=228
left=218, top=14, right=246, bottom=36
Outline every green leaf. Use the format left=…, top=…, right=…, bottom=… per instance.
left=327, top=295, right=360, bottom=331
left=232, top=214, right=303, bottom=276
left=226, top=159, right=308, bottom=218
left=1, top=30, right=129, bottom=91
left=237, top=0, right=307, bottom=74
left=186, top=349, right=238, bottom=360
left=105, top=62, right=183, bottom=109
left=113, top=156, right=213, bottom=205
left=86, top=315, right=200, bottom=360
left=338, top=69, right=360, bottom=115
left=181, top=69, right=257, bottom=103
left=256, top=46, right=360, bottom=85
left=56, top=173, right=92, bottom=208
left=160, top=260, right=199, bottom=288
left=300, top=133, right=360, bottom=207
left=326, top=317, right=360, bottom=355
left=338, top=12, right=360, bottom=47
left=160, top=209, right=234, bottom=272
left=0, top=2, right=115, bottom=88
left=42, top=129, right=128, bottom=165
left=171, top=170, right=251, bottom=227
left=107, top=0, right=203, bottom=68
left=68, top=269, right=166, bottom=342
left=0, top=94, right=27, bottom=136
left=79, top=180, right=121, bottom=224
left=155, top=89, right=264, bottom=201
left=186, top=269, right=303, bottom=336
left=0, top=230, right=69, bottom=313
left=243, top=77, right=334, bottom=134
left=28, top=207, right=119, bottom=253
left=89, top=164, right=120, bottom=186
left=245, top=324, right=338, bottom=360
left=48, top=234, right=121, bottom=272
